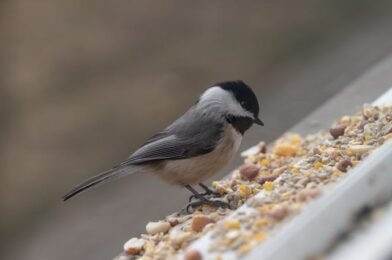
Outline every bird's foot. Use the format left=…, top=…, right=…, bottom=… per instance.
left=188, top=183, right=221, bottom=202
left=185, top=184, right=229, bottom=213
left=186, top=197, right=229, bottom=213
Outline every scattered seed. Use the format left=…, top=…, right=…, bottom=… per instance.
left=192, top=216, right=213, bottom=233
left=123, top=238, right=145, bottom=255
left=349, top=145, right=373, bottom=154
left=329, top=124, right=346, bottom=139
left=184, top=249, right=203, bottom=260
left=275, top=144, right=296, bottom=156
left=239, top=164, right=260, bottom=180
left=146, top=221, right=171, bottom=235
left=336, top=159, right=353, bottom=172
left=119, top=104, right=391, bottom=259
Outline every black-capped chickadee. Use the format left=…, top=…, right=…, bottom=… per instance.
left=63, top=80, right=263, bottom=211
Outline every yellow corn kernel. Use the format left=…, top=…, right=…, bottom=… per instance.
left=291, top=167, right=300, bottom=174
left=340, top=116, right=351, bottom=125
left=212, top=181, right=219, bottom=189
left=260, top=159, right=269, bottom=166
left=254, top=218, right=269, bottom=228
left=351, top=117, right=360, bottom=124
left=238, top=243, right=252, bottom=254
left=289, top=134, right=302, bottom=145
left=281, top=191, right=291, bottom=200
left=346, top=149, right=353, bottom=156
left=296, top=148, right=307, bottom=156
left=202, top=204, right=218, bottom=211
left=352, top=160, right=360, bottom=166
left=245, top=155, right=257, bottom=164
left=224, top=220, right=240, bottom=229
left=239, top=185, right=251, bottom=197
left=274, top=144, right=296, bottom=156
left=193, top=210, right=202, bottom=215
left=258, top=204, right=275, bottom=214
left=313, top=161, right=323, bottom=169
left=333, top=168, right=344, bottom=176
left=264, top=181, right=274, bottom=191
left=212, top=181, right=226, bottom=194
left=252, top=232, right=267, bottom=242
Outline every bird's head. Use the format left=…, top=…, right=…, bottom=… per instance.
left=198, top=80, right=263, bottom=134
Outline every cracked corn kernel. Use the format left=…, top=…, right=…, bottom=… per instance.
left=239, top=185, right=251, bottom=197
left=254, top=218, right=269, bottom=228
left=274, top=144, right=296, bottom=156
left=318, top=145, right=326, bottom=153
left=258, top=204, right=276, bottom=214
left=264, top=181, right=274, bottom=191
left=238, top=243, right=252, bottom=254
left=281, top=191, right=291, bottom=200
left=211, top=181, right=226, bottom=194
left=252, top=232, right=267, bottom=242
left=291, top=166, right=300, bottom=174
left=340, top=116, right=351, bottom=125
left=296, top=148, right=307, bottom=156
left=313, top=161, right=323, bottom=169
left=333, top=168, right=344, bottom=177
left=289, top=134, right=302, bottom=145
left=352, top=160, right=360, bottom=165
left=260, top=159, right=269, bottom=166
left=224, top=220, right=240, bottom=229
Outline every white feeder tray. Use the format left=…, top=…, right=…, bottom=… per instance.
left=185, top=88, right=392, bottom=260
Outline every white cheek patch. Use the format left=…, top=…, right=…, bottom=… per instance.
left=199, top=86, right=253, bottom=118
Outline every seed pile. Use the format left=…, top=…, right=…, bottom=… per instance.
left=116, top=104, right=391, bottom=260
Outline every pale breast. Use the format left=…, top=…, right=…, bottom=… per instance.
left=156, top=126, right=242, bottom=186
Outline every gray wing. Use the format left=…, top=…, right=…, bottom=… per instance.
left=122, top=110, right=224, bottom=165
left=62, top=110, right=223, bottom=201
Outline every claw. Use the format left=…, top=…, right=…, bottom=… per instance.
left=186, top=197, right=229, bottom=213
left=188, top=183, right=221, bottom=202
left=185, top=184, right=228, bottom=213
left=199, top=183, right=221, bottom=196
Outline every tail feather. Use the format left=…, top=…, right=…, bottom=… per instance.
left=62, top=165, right=133, bottom=201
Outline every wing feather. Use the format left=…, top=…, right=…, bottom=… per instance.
left=123, top=111, right=224, bottom=165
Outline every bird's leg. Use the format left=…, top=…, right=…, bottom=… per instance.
left=188, top=183, right=221, bottom=202
left=199, top=183, right=221, bottom=197
left=185, top=185, right=229, bottom=213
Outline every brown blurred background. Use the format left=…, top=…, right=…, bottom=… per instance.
left=2, top=1, right=392, bottom=259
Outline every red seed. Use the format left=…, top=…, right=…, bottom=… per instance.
left=329, top=124, right=346, bottom=139
left=184, top=249, right=202, bottom=260
left=255, top=174, right=278, bottom=185
left=240, top=164, right=260, bottom=180
left=337, top=159, right=353, bottom=172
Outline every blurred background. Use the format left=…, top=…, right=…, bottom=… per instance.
left=2, top=1, right=392, bottom=259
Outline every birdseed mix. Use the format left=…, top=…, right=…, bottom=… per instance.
left=115, top=104, right=391, bottom=260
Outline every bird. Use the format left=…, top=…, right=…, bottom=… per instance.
left=63, top=80, right=263, bottom=212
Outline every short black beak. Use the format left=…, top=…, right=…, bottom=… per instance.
left=253, top=117, right=264, bottom=126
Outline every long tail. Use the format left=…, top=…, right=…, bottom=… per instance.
left=62, top=165, right=134, bottom=201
